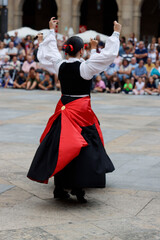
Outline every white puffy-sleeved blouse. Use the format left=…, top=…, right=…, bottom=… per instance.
left=37, top=29, right=120, bottom=80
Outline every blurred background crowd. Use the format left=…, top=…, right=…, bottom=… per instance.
left=0, top=31, right=160, bottom=95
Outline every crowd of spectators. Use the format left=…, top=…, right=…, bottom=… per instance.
left=0, top=31, right=160, bottom=96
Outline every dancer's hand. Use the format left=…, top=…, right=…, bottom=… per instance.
left=49, top=17, right=59, bottom=30
left=37, top=33, right=43, bottom=44
left=114, top=21, right=122, bottom=33
left=90, top=39, right=98, bottom=50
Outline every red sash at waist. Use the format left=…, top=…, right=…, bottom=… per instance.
left=40, top=96, right=104, bottom=177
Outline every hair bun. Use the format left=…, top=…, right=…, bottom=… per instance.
left=63, top=36, right=84, bottom=57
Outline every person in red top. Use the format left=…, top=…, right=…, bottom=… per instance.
left=27, top=17, right=121, bottom=203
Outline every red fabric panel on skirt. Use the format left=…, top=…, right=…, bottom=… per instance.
left=40, top=96, right=104, bottom=178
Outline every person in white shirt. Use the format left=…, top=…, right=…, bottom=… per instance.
left=10, top=56, right=21, bottom=72
left=133, top=76, right=145, bottom=95
left=148, top=43, right=158, bottom=63
left=7, top=42, right=18, bottom=59
left=0, top=42, right=8, bottom=59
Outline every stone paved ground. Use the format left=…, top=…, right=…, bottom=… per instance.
left=0, top=89, right=160, bottom=240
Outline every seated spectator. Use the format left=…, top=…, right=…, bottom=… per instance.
left=121, top=46, right=133, bottom=62
left=0, top=42, right=8, bottom=59
left=133, top=77, right=145, bottom=95
left=134, top=41, right=148, bottom=63
left=10, top=36, right=15, bottom=43
left=3, top=34, right=11, bottom=47
left=38, top=72, right=53, bottom=90
left=25, top=35, right=32, bottom=51
left=14, top=32, right=21, bottom=47
left=130, top=57, right=138, bottom=76
left=13, top=70, right=26, bottom=89
left=132, top=60, right=147, bottom=83
left=150, top=60, right=160, bottom=87
left=123, top=79, right=133, bottom=94
left=127, top=40, right=136, bottom=54
left=106, top=76, right=121, bottom=93
left=150, top=60, right=160, bottom=78
left=128, top=33, right=137, bottom=46
left=17, top=42, right=26, bottom=57
left=26, top=42, right=35, bottom=56
left=103, top=63, right=119, bottom=83
left=7, top=41, right=18, bottom=59
left=33, top=41, right=39, bottom=62
left=1, top=56, right=12, bottom=73
left=119, top=42, right=126, bottom=57
left=10, top=56, right=21, bottom=72
left=148, top=43, right=157, bottom=63
left=145, top=76, right=158, bottom=95
left=26, top=67, right=39, bottom=90
left=3, top=71, right=13, bottom=88
left=148, top=37, right=158, bottom=50
left=145, top=58, right=155, bottom=76
left=120, top=36, right=126, bottom=44
left=93, top=75, right=106, bottom=92
left=18, top=53, right=25, bottom=67
left=22, top=55, right=37, bottom=74
left=118, top=59, right=131, bottom=86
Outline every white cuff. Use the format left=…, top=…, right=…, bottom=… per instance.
left=50, top=29, right=55, bottom=34
left=113, top=31, right=120, bottom=38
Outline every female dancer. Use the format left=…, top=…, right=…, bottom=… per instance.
left=27, top=18, right=121, bottom=203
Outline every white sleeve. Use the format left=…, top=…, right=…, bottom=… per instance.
left=80, top=32, right=120, bottom=80
left=37, top=29, right=63, bottom=75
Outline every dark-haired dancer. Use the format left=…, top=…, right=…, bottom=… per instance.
left=27, top=17, right=121, bottom=203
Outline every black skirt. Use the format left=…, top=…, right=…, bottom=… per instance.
left=27, top=96, right=115, bottom=188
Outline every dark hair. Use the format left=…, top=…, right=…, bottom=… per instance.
left=44, top=71, right=50, bottom=76
left=29, top=67, right=35, bottom=72
left=19, top=70, right=24, bottom=74
left=64, top=36, right=84, bottom=57
left=122, top=58, right=129, bottom=65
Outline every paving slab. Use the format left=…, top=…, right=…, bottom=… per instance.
left=0, top=184, right=15, bottom=194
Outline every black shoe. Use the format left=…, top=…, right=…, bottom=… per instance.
left=71, top=189, right=87, bottom=203
left=54, top=189, right=70, bottom=199
left=77, top=195, right=87, bottom=203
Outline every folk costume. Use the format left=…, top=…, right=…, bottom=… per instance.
left=27, top=29, right=120, bottom=200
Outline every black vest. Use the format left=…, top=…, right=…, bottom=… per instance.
left=58, top=61, right=92, bottom=95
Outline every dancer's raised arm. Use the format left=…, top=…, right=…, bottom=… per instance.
left=37, top=17, right=62, bottom=74
left=80, top=21, right=121, bottom=80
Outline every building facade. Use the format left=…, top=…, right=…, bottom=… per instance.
left=7, top=0, right=160, bottom=40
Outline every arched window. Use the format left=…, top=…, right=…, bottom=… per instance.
left=80, top=0, right=118, bottom=36
left=22, top=0, right=57, bottom=30
left=141, top=0, right=160, bottom=40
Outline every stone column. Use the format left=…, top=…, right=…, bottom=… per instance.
left=133, top=0, right=143, bottom=40
left=8, top=0, right=14, bottom=30
left=58, top=0, right=73, bottom=35
left=72, top=1, right=80, bottom=34
left=13, top=10, right=23, bottom=29
left=133, top=11, right=141, bottom=40
left=121, top=0, right=134, bottom=38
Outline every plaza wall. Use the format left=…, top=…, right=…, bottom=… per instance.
left=7, top=0, right=145, bottom=39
